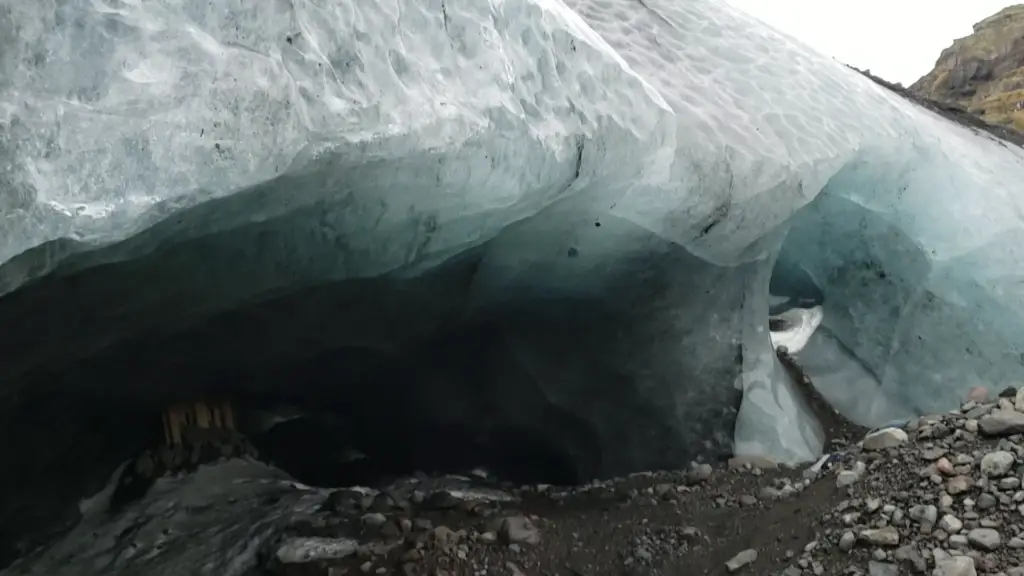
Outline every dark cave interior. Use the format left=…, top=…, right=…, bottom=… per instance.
left=0, top=272, right=603, bottom=569
left=0, top=193, right=758, bottom=570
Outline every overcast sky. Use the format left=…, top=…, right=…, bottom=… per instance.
left=723, top=0, right=1020, bottom=85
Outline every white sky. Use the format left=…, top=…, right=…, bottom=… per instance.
left=723, top=0, right=1020, bottom=85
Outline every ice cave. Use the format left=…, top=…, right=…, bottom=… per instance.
left=3, top=0, right=1024, bottom=572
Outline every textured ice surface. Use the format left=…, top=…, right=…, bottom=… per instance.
left=4, top=0, right=1024, bottom=467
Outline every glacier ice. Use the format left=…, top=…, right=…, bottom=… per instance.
left=769, top=305, right=823, bottom=355
left=3, top=0, right=1024, bottom=501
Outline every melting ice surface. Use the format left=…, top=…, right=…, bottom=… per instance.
left=3, top=0, right=1024, bottom=469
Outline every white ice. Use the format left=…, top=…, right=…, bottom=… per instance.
left=4, top=0, right=1024, bottom=465
left=770, top=306, right=824, bottom=354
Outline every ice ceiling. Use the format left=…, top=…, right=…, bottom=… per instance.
left=3, top=0, right=1024, bottom=546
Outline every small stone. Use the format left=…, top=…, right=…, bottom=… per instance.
left=276, top=537, right=359, bottom=564
left=936, top=457, right=955, bottom=476
left=838, top=531, right=856, bottom=551
left=939, top=514, right=963, bottom=533
left=434, top=525, right=463, bottom=547
left=422, top=490, right=461, bottom=510
left=933, top=555, right=977, bottom=576
left=979, top=409, right=1024, bottom=436
left=976, top=493, right=997, bottom=510
left=946, top=475, right=975, bottom=495
left=909, top=504, right=938, bottom=524
left=863, top=428, right=909, bottom=451
left=725, top=548, right=757, bottom=572
left=980, top=450, right=1015, bottom=477
left=859, top=526, right=900, bottom=547
left=500, top=516, right=541, bottom=545
left=837, top=470, right=860, bottom=487
left=966, top=527, right=1001, bottom=550
left=361, top=513, right=387, bottom=527
left=868, top=561, right=898, bottom=576
left=893, top=545, right=926, bottom=572
left=687, top=463, right=713, bottom=483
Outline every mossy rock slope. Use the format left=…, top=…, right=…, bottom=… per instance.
left=911, top=4, right=1024, bottom=132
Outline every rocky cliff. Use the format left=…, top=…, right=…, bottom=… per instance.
left=911, top=4, right=1024, bottom=132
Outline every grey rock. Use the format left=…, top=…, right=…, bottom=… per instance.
left=838, top=531, right=856, bottom=551
left=976, top=493, right=997, bottom=510
left=932, top=556, right=976, bottom=576
left=868, top=561, right=899, bottom=576
left=500, top=516, right=541, bottom=545
left=980, top=450, right=1015, bottom=477
left=967, top=527, right=1001, bottom=550
left=859, top=526, right=900, bottom=547
left=909, top=504, right=938, bottom=524
left=863, top=428, right=909, bottom=451
left=893, top=545, right=926, bottom=572
left=836, top=470, right=860, bottom=487
left=939, top=514, right=963, bottom=533
left=979, top=410, right=1024, bottom=436
left=724, top=548, right=757, bottom=572
left=361, top=512, right=388, bottom=527
left=687, top=463, right=713, bottom=483
left=276, top=537, right=359, bottom=564
left=422, top=490, right=461, bottom=510
left=946, top=475, right=975, bottom=495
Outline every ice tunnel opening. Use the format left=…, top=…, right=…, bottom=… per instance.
left=764, top=171, right=936, bottom=431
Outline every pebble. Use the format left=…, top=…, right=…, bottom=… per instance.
left=979, top=409, right=1024, bottom=436
left=724, top=548, right=757, bottom=572
left=934, top=555, right=977, bottom=576
left=939, top=514, right=963, bottom=533
left=967, top=527, right=1002, bottom=550
left=862, top=428, right=909, bottom=451
left=859, top=526, right=900, bottom=547
left=500, top=516, right=541, bottom=546
left=979, top=450, right=1015, bottom=476
left=276, top=537, right=358, bottom=564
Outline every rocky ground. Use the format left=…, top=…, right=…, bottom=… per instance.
left=259, top=386, right=1024, bottom=576
left=13, top=382, right=1024, bottom=575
